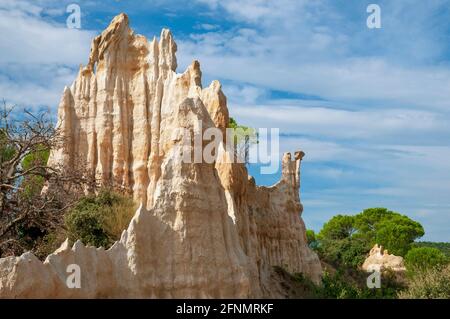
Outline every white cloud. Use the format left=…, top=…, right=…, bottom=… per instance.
left=0, top=0, right=96, bottom=109
left=179, top=41, right=450, bottom=111
left=194, top=23, right=219, bottom=31
left=177, top=1, right=450, bottom=110
left=230, top=101, right=449, bottom=142
left=0, top=65, right=77, bottom=109
left=0, top=1, right=95, bottom=64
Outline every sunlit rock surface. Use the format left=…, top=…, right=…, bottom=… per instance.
left=362, top=244, right=406, bottom=272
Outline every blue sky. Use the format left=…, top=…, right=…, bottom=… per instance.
left=1, top=0, right=449, bottom=241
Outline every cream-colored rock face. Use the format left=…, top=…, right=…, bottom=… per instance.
left=0, top=13, right=322, bottom=298
left=362, top=244, right=406, bottom=272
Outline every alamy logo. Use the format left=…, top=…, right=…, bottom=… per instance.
left=66, top=4, right=81, bottom=29
left=366, top=270, right=381, bottom=289
left=171, top=121, right=280, bottom=175
left=66, top=264, right=81, bottom=289
left=366, top=4, right=381, bottom=29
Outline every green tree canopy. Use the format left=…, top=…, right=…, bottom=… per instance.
left=318, top=215, right=356, bottom=240
left=352, top=208, right=424, bottom=256
left=316, top=208, right=425, bottom=267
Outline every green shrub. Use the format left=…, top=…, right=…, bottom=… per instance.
left=289, top=268, right=404, bottom=299
left=318, top=237, right=369, bottom=268
left=405, top=247, right=448, bottom=271
left=399, top=266, right=450, bottom=299
left=412, top=242, right=450, bottom=258
left=65, top=208, right=111, bottom=247
left=319, top=271, right=362, bottom=299
left=65, top=189, right=136, bottom=248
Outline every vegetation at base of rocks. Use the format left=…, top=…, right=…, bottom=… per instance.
left=65, top=189, right=137, bottom=249
left=18, top=188, right=136, bottom=259
left=277, top=266, right=404, bottom=299
left=2, top=186, right=136, bottom=259
left=399, top=265, right=450, bottom=299
left=318, top=269, right=403, bottom=299
left=0, top=102, right=137, bottom=259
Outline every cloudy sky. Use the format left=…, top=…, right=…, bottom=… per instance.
left=1, top=0, right=449, bottom=241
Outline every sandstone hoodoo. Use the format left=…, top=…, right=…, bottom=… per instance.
left=362, top=244, right=406, bottom=273
left=0, top=13, right=322, bottom=298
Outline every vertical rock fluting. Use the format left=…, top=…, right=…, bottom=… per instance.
left=0, top=13, right=321, bottom=298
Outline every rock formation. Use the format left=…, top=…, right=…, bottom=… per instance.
left=362, top=244, right=406, bottom=272
left=0, top=13, right=322, bottom=298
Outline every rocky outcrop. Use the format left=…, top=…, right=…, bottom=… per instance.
left=362, top=244, right=406, bottom=272
left=0, top=13, right=322, bottom=298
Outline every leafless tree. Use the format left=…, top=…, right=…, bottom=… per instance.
left=0, top=101, right=96, bottom=257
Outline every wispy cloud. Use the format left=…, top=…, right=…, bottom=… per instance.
left=0, top=0, right=96, bottom=109
left=0, top=1, right=94, bottom=64
left=175, top=0, right=450, bottom=110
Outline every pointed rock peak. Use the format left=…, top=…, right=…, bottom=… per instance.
left=101, top=12, right=131, bottom=40
left=281, top=151, right=304, bottom=187
left=54, top=238, right=70, bottom=254
left=62, top=86, right=71, bottom=97
left=191, top=60, right=200, bottom=70
left=72, top=240, right=85, bottom=251
left=159, top=28, right=178, bottom=71
left=209, top=79, right=222, bottom=91
left=160, top=28, right=173, bottom=41
left=59, top=86, right=73, bottom=108
left=87, top=13, right=131, bottom=68
left=108, top=13, right=129, bottom=29
left=188, top=60, right=202, bottom=87
left=20, top=251, right=37, bottom=261
left=134, top=203, right=148, bottom=220
left=294, top=150, right=305, bottom=161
